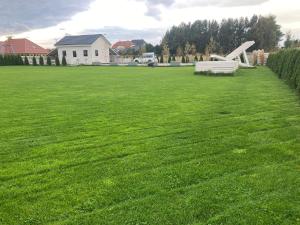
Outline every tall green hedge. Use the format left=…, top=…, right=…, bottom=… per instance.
left=0, top=55, right=24, bottom=66
left=267, top=49, right=300, bottom=92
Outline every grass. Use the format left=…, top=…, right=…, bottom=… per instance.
left=0, top=66, right=299, bottom=225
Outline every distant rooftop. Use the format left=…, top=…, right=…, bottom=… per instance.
left=55, top=34, right=111, bottom=46
left=0, top=38, right=48, bottom=55
left=112, top=41, right=134, bottom=49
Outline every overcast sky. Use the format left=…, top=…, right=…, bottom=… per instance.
left=0, top=0, right=299, bottom=48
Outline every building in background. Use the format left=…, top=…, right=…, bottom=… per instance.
left=55, top=34, right=111, bottom=65
left=112, top=39, right=147, bottom=54
left=112, top=41, right=134, bottom=52
left=131, top=39, right=146, bottom=51
left=0, top=38, right=49, bottom=56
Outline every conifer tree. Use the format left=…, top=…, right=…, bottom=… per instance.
left=62, top=55, right=67, bottom=66
left=24, top=56, right=30, bottom=65
left=32, top=56, right=37, bottom=66
left=55, top=56, right=60, bottom=66
left=47, top=56, right=52, bottom=66
left=39, top=56, right=44, bottom=66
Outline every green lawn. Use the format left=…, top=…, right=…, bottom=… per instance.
left=0, top=66, right=299, bottom=225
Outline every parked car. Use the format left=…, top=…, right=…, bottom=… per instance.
left=133, top=52, right=157, bottom=64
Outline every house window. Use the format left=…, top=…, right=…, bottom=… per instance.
left=95, top=50, right=99, bottom=56
left=83, top=50, right=88, bottom=57
left=73, top=51, right=77, bottom=57
left=62, top=50, right=67, bottom=57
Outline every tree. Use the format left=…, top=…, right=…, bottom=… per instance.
left=55, top=56, right=60, bottom=66
left=199, top=55, right=204, bottom=61
left=190, top=44, right=197, bottom=56
left=172, top=55, right=176, bottom=61
left=194, top=55, right=198, bottom=62
left=161, top=15, right=283, bottom=54
left=39, top=56, right=44, bottom=66
left=248, top=15, right=283, bottom=51
left=186, top=56, right=189, bottom=63
left=184, top=42, right=191, bottom=56
left=32, top=56, right=37, bottom=66
left=24, top=56, right=29, bottom=65
left=47, top=56, right=52, bottom=66
left=162, top=42, right=170, bottom=58
left=176, top=46, right=183, bottom=57
left=145, top=43, right=155, bottom=52
left=181, top=56, right=186, bottom=63
left=62, top=55, right=67, bottom=66
left=205, top=37, right=218, bottom=56
left=284, top=32, right=292, bottom=48
left=168, top=56, right=171, bottom=63
left=160, top=55, right=164, bottom=63
left=154, top=45, right=162, bottom=56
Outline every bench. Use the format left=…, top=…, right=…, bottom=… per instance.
left=195, top=61, right=239, bottom=75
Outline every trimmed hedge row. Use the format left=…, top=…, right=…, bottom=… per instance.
left=267, top=49, right=300, bottom=92
left=0, top=55, right=65, bottom=66
left=0, top=55, right=24, bottom=66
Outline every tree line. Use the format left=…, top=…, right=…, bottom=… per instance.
left=147, top=15, right=283, bottom=57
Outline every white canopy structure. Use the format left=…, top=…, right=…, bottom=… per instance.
left=210, top=41, right=255, bottom=68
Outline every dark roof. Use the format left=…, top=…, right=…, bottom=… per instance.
left=131, top=39, right=146, bottom=47
left=47, top=48, right=58, bottom=58
left=55, top=34, right=111, bottom=46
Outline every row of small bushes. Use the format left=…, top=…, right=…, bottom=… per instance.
left=0, top=55, right=67, bottom=66
left=267, top=49, right=300, bottom=92
left=159, top=55, right=204, bottom=63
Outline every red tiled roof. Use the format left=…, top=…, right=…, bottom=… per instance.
left=0, top=38, right=48, bottom=55
left=112, top=41, right=134, bottom=49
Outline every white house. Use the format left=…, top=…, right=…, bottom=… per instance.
left=55, top=34, right=111, bottom=65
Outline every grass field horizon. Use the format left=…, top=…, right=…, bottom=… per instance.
left=0, top=66, right=299, bottom=224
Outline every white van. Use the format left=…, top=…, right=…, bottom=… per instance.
left=134, top=52, right=157, bottom=64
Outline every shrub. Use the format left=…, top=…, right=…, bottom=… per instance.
left=194, top=55, right=198, bottom=62
left=55, top=56, right=60, bottom=66
left=0, top=55, right=3, bottom=66
left=39, top=56, right=44, bottom=66
left=24, top=56, right=30, bottom=65
left=199, top=55, right=204, bottom=61
left=168, top=56, right=171, bottom=63
left=47, top=57, right=52, bottom=66
left=181, top=56, right=186, bottom=63
left=267, top=49, right=300, bottom=92
left=32, top=56, right=37, bottom=66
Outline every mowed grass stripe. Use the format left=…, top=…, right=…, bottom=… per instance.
left=1, top=117, right=298, bottom=180
left=0, top=66, right=299, bottom=225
